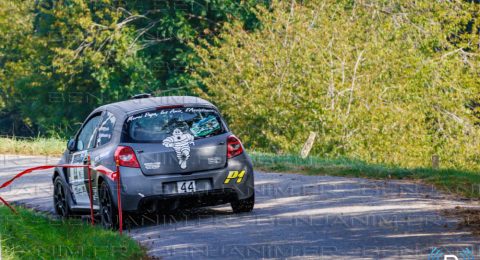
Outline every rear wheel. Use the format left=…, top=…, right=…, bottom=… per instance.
left=99, top=181, right=119, bottom=229
left=53, top=177, right=70, bottom=218
left=231, top=193, right=255, bottom=213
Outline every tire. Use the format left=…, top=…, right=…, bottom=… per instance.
left=53, top=177, right=70, bottom=218
left=99, top=181, right=119, bottom=230
left=231, top=193, right=255, bottom=213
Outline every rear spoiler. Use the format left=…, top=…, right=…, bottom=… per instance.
left=130, top=93, right=152, bottom=99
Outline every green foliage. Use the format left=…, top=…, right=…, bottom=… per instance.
left=194, top=0, right=480, bottom=170
left=0, top=1, right=38, bottom=135
left=0, top=0, right=261, bottom=136
left=0, top=206, right=145, bottom=259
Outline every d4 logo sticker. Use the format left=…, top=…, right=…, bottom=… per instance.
left=224, top=170, right=246, bottom=184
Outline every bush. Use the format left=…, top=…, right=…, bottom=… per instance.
left=194, top=0, right=480, bottom=170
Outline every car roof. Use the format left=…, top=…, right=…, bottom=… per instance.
left=97, top=96, right=216, bottom=114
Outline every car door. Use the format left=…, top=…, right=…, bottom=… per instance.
left=89, top=111, right=117, bottom=207
left=67, top=113, right=103, bottom=208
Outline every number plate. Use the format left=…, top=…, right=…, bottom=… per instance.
left=176, top=180, right=196, bottom=193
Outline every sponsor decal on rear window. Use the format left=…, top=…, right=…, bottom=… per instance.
left=123, top=107, right=226, bottom=143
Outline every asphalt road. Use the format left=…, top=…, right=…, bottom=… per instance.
left=0, top=154, right=478, bottom=259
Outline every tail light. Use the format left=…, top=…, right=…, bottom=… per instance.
left=114, top=146, right=140, bottom=168
left=227, top=135, right=244, bottom=159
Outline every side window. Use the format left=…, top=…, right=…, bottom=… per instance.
left=77, top=115, right=102, bottom=151
left=96, top=111, right=116, bottom=147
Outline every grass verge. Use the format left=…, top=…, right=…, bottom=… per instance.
left=0, top=137, right=64, bottom=156
left=251, top=152, right=480, bottom=199
left=0, top=206, right=146, bottom=259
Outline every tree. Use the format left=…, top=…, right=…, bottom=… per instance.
left=0, top=1, right=38, bottom=135
left=194, top=0, right=480, bottom=170
left=0, top=0, right=262, bottom=136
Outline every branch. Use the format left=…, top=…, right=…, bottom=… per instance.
left=346, top=50, right=365, bottom=116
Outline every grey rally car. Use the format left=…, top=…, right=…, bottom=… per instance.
left=52, top=95, right=255, bottom=228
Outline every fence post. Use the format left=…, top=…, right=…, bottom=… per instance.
left=432, top=155, right=440, bottom=170
left=0, top=196, right=17, bottom=214
left=87, top=155, right=94, bottom=226
left=300, top=132, right=317, bottom=159
left=115, top=161, right=123, bottom=234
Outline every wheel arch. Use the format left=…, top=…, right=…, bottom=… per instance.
left=52, top=171, right=60, bottom=182
left=96, top=175, right=118, bottom=207
left=52, top=167, right=68, bottom=183
left=97, top=174, right=107, bottom=188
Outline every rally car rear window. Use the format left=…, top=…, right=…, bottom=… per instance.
left=122, top=107, right=226, bottom=143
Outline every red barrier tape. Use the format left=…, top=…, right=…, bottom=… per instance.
left=0, top=163, right=123, bottom=234
left=0, top=164, right=116, bottom=190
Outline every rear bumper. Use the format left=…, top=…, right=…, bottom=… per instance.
left=114, top=155, right=254, bottom=211
left=137, top=189, right=239, bottom=213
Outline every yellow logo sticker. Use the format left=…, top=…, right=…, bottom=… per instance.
left=224, top=170, right=246, bottom=184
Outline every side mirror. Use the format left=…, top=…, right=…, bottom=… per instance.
left=67, top=138, right=76, bottom=152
